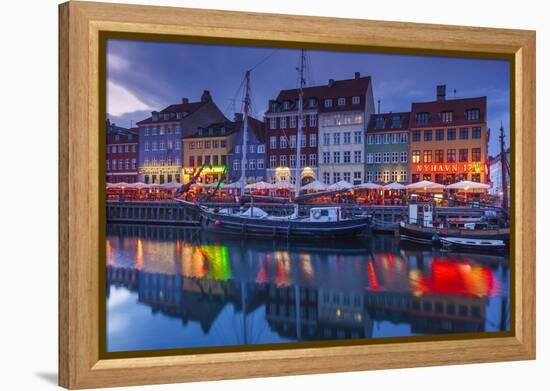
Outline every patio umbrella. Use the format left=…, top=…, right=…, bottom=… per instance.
left=300, top=180, right=328, bottom=192
left=328, top=180, right=353, bottom=191
left=446, top=180, right=490, bottom=190
left=355, top=182, right=383, bottom=190
left=405, top=180, right=445, bottom=191
left=384, top=182, right=406, bottom=190
left=223, top=181, right=244, bottom=189
left=106, top=182, right=129, bottom=188
left=273, top=181, right=291, bottom=189
left=245, top=181, right=275, bottom=190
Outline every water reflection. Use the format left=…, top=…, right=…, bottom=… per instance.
left=106, top=224, right=510, bottom=352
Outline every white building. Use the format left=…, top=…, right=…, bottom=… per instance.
left=318, top=73, right=375, bottom=185
left=488, top=150, right=510, bottom=206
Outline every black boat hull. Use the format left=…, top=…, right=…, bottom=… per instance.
left=198, top=209, right=370, bottom=238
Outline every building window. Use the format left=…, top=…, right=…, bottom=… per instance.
left=447, top=128, right=456, bottom=140
left=235, top=145, right=241, bottom=154
left=323, top=152, right=330, bottom=164
left=416, top=112, right=429, bottom=124
left=175, top=141, right=181, bottom=150
left=412, top=151, right=420, bottom=163
left=383, top=171, right=390, bottom=182
left=391, top=170, right=398, bottom=182
left=366, top=171, right=373, bottom=182
left=400, top=133, right=408, bottom=144
left=472, top=127, right=481, bottom=139
left=249, top=159, right=256, bottom=169
left=375, top=117, right=385, bottom=129
left=249, top=144, right=255, bottom=153
left=310, top=115, right=317, bottom=127
left=366, top=153, right=374, bottom=164
left=322, top=132, right=330, bottom=146
left=400, top=171, right=408, bottom=182
left=332, top=133, right=340, bottom=145
left=466, top=109, right=480, bottom=121
left=400, top=151, right=407, bottom=163
left=460, top=127, right=469, bottom=139
left=112, top=160, right=117, bottom=170
left=354, top=131, right=362, bottom=144
left=270, top=136, right=276, bottom=149
left=106, top=160, right=110, bottom=170
left=288, top=135, right=295, bottom=148
left=447, top=149, right=456, bottom=162
left=280, top=117, right=287, bottom=128
left=324, top=99, right=332, bottom=108
left=144, top=127, right=150, bottom=136
left=258, top=145, right=265, bottom=153
left=423, top=150, right=432, bottom=163
left=391, top=115, right=402, bottom=129
left=221, top=140, right=227, bottom=148
left=472, top=148, right=481, bottom=162
left=233, top=160, right=240, bottom=170
left=343, top=151, right=351, bottom=163
left=270, top=156, right=276, bottom=168
left=435, top=149, right=444, bottom=163
left=374, top=153, right=382, bottom=164
left=270, top=117, right=276, bottom=129
left=333, top=152, right=341, bottom=164
left=323, top=172, right=330, bottom=184
left=333, top=172, right=341, bottom=183
left=257, top=159, right=264, bottom=169
left=280, top=155, right=287, bottom=167
left=290, top=116, right=297, bottom=128
left=435, top=129, right=444, bottom=141
left=383, top=152, right=390, bottom=163
left=290, top=155, right=296, bottom=168
left=391, top=133, right=399, bottom=144
left=309, top=154, right=317, bottom=167
left=354, top=151, right=362, bottom=163
left=424, top=130, right=433, bottom=141
left=391, top=152, right=398, bottom=163
left=343, top=172, right=351, bottom=182
left=471, top=173, right=481, bottom=182
left=375, top=135, right=382, bottom=144
left=441, top=111, right=453, bottom=122
left=300, top=154, right=306, bottom=167
left=343, top=132, right=351, bottom=144
left=383, top=134, right=390, bottom=144
left=301, top=134, right=306, bottom=147
left=459, top=148, right=468, bottom=162
left=367, top=135, right=374, bottom=145
left=412, top=174, right=420, bottom=183
left=412, top=130, right=421, bottom=142
left=338, top=97, right=346, bottom=106
left=144, top=142, right=150, bottom=151
left=352, top=96, right=360, bottom=104
left=280, top=136, right=287, bottom=149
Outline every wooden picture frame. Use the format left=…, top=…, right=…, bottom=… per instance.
left=59, top=1, right=536, bottom=389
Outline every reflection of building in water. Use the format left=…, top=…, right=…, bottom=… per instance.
left=265, top=283, right=374, bottom=341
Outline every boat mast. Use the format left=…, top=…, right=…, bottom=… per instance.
left=240, top=70, right=251, bottom=195
left=295, top=49, right=306, bottom=197
left=499, top=121, right=508, bottom=211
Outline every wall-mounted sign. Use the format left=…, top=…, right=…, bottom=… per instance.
left=414, top=162, right=483, bottom=174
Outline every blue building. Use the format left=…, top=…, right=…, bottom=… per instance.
left=136, top=91, right=227, bottom=184
left=227, top=114, right=266, bottom=183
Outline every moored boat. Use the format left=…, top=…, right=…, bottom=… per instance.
left=440, top=237, right=507, bottom=252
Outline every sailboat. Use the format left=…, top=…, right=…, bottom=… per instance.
left=178, top=51, right=371, bottom=239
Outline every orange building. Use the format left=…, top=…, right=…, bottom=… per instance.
left=409, top=85, right=489, bottom=184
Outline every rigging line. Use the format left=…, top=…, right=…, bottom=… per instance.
left=223, top=74, right=247, bottom=117
left=249, top=50, right=278, bottom=72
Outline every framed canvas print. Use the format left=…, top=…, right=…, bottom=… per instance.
left=59, top=1, right=536, bottom=389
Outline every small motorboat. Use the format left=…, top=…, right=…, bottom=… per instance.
left=440, top=237, right=506, bottom=252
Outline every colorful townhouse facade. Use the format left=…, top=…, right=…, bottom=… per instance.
left=409, top=85, right=489, bottom=184
left=318, top=73, right=375, bottom=185
left=106, top=120, right=139, bottom=183
left=136, top=90, right=227, bottom=184
left=227, top=114, right=266, bottom=184
left=365, top=112, right=410, bottom=184
left=181, top=120, right=240, bottom=184
left=264, top=73, right=374, bottom=186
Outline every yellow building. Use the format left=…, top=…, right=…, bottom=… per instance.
left=181, top=120, right=239, bottom=184
left=410, top=86, right=489, bottom=184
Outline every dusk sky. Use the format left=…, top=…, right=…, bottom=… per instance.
left=106, top=39, right=510, bottom=156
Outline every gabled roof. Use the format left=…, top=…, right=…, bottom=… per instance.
left=410, top=96, right=487, bottom=128
left=136, top=101, right=207, bottom=125
left=184, top=120, right=239, bottom=139
left=266, top=76, right=371, bottom=114
left=367, top=112, right=410, bottom=132
left=243, top=116, right=266, bottom=144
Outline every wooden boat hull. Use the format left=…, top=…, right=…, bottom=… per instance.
left=198, top=208, right=370, bottom=238
left=440, top=237, right=506, bottom=253
left=398, top=222, right=510, bottom=245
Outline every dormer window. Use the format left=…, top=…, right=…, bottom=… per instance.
left=466, top=109, right=480, bottom=121
left=283, top=101, right=290, bottom=109
left=163, top=113, right=169, bottom=120
left=176, top=112, right=182, bottom=119
left=198, top=129, right=203, bottom=136
left=416, top=112, right=429, bottom=125
left=270, top=102, right=278, bottom=111
left=441, top=111, right=453, bottom=123
left=352, top=96, right=360, bottom=105
left=337, top=97, right=346, bottom=106
left=324, top=99, right=332, bottom=108
left=221, top=127, right=226, bottom=135
left=375, top=117, right=385, bottom=130
left=208, top=127, right=214, bottom=136
left=391, top=115, right=402, bottom=129
left=308, top=98, right=317, bottom=107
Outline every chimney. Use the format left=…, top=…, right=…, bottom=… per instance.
left=355, top=72, right=360, bottom=80
left=234, top=112, right=244, bottom=122
left=181, top=97, right=189, bottom=104
left=201, top=90, right=212, bottom=102
left=377, top=100, right=381, bottom=114
left=328, top=78, right=335, bottom=87
left=437, top=85, right=446, bottom=102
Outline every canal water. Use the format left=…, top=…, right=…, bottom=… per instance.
left=106, top=224, right=510, bottom=353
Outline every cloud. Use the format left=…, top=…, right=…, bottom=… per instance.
left=107, top=80, right=153, bottom=117
left=107, top=53, right=130, bottom=72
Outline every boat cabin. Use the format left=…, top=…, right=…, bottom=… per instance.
left=309, top=206, right=346, bottom=222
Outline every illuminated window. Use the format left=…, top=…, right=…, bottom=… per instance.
left=412, top=151, right=420, bottom=163
left=423, top=150, right=432, bottom=163
left=441, top=111, right=453, bottom=122
left=466, top=109, right=480, bottom=121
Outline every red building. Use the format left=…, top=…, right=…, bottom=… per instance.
left=264, top=73, right=373, bottom=185
left=106, top=120, right=139, bottom=183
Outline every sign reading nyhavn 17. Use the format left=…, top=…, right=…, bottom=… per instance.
left=414, top=162, right=483, bottom=173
